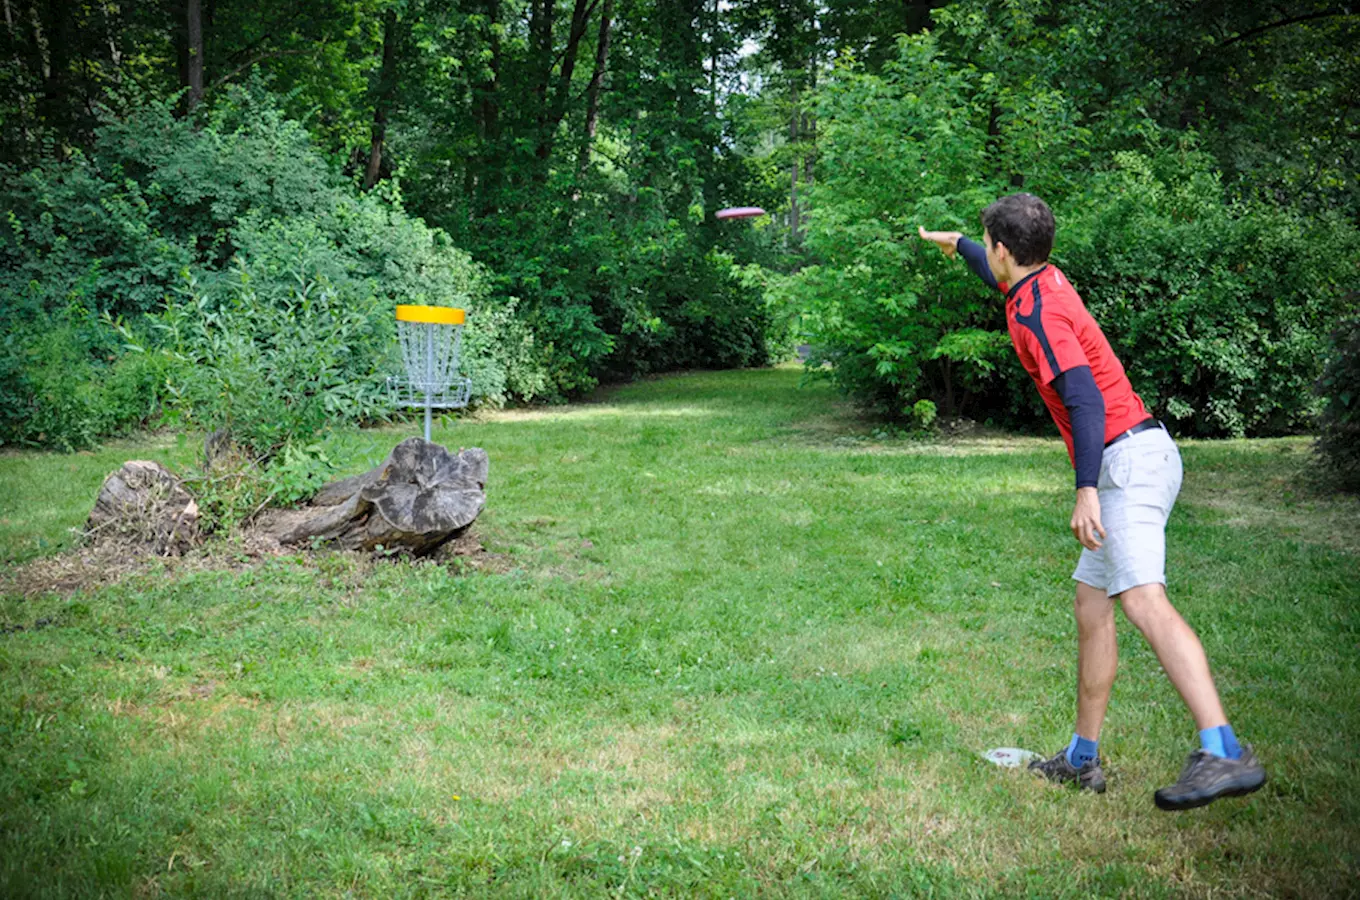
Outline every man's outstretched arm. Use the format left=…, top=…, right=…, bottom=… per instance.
left=917, top=227, right=998, bottom=290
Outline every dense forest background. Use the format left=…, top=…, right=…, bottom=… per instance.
left=1, top=1, right=1357, bottom=468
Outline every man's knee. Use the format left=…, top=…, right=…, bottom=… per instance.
left=1118, top=582, right=1173, bottom=631
left=1074, top=586, right=1114, bottom=635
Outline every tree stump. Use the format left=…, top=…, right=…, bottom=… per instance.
left=262, top=438, right=488, bottom=554
left=86, top=461, right=200, bottom=555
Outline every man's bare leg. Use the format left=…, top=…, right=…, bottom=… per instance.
left=1118, top=581, right=1268, bottom=810
left=1117, top=582, right=1226, bottom=730
left=1029, top=582, right=1116, bottom=790
left=1075, top=582, right=1118, bottom=740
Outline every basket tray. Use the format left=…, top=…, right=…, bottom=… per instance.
left=388, top=375, right=472, bottom=410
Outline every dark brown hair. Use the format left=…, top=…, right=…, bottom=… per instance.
left=981, top=193, right=1054, bottom=266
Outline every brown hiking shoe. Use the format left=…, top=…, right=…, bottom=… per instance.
left=1029, top=749, right=1106, bottom=793
left=1154, top=745, right=1266, bottom=811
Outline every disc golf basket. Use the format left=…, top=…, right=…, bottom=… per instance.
left=389, top=305, right=472, bottom=441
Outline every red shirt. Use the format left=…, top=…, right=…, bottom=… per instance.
left=1000, top=266, right=1149, bottom=464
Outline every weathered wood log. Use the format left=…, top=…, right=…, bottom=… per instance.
left=263, top=438, right=488, bottom=554
left=86, top=461, right=200, bottom=554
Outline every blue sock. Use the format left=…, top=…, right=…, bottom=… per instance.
left=1066, top=733, right=1099, bottom=767
left=1199, top=725, right=1229, bottom=758
left=1218, top=724, right=1242, bottom=760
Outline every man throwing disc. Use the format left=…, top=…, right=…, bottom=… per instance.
left=919, top=194, right=1266, bottom=811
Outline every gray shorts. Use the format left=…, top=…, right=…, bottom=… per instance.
left=1072, top=426, right=1183, bottom=597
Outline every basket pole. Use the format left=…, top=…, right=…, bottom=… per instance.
left=424, top=325, right=435, bottom=441
left=392, top=306, right=469, bottom=441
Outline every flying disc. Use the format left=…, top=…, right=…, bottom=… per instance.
left=982, top=747, right=1041, bottom=768
left=715, top=206, right=767, bottom=220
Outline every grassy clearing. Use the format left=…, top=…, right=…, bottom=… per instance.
left=2, top=366, right=1358, bottom=897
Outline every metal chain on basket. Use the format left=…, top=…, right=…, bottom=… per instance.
left=389, top=305, right=472, bottom=439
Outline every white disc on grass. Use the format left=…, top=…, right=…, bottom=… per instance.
left=983, top=747, right=1041, bottom=768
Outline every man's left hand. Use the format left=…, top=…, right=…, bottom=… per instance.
left=1071, top=487, right=1105, bottom=551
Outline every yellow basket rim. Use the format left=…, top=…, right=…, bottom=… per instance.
left=395, top=305, right=466, bottom=325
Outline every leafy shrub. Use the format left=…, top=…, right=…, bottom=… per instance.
left=789, top=36, right=1359, bottom=437
left=136, top=270, right=392, bottom=459
left=910, top=399, right=938, bottom=431
left=1062, top=146, right=1360, bottom=437
left=1315, top=314, right=1360, bottom=491
left=431, top=125, right=778, bottom=401
left=0, top=303, right=171, bottom=451
left=597, top=248, right=771, bottom=382
left=266, top=443, right=339, bottom=508
left=0, top=86, right=543, bottom=449
left=179, top=442, right=274, bottom=536
left=780, top=36, right=1050, bottom=425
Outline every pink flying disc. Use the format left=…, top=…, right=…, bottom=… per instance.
left=715, top=206, right=767, bottom=220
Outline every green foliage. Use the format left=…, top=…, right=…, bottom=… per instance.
left=8, top=0, right=1353, bottom=451
left=397, top=0, right=778, bottom=400
left=182, top=450, right=274, bottom=537
left=172, top=439, right=338, bottom=538
left=781, top=36, right=1047, bottom=424
left=1315, top=315, right=1360, bottom=492
left=909, top=398, right=937, bottom=431
left=0, top=303, right=174, bottom=451
left=1061, top=146, right=1360, bottom=437
left=0, top=88, right=540, bottom=450
left=139, top=271, right=391, bottom=459
left=790, top=35, right=1359, bottom=437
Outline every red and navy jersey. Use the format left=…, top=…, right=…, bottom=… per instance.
left=999, top=266, right=1149, bottom=464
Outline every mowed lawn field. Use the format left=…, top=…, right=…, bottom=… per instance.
left=2, top=366, right=1358, bottom=898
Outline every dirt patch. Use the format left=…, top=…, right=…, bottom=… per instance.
left=0, top=524, right=508, bottom=600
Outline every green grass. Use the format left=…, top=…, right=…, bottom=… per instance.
left=2, top=366, right=1358, bottom=897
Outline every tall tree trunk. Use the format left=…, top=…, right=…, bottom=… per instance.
left=535, top=0, right=593, bottom=168
left=37, top=0, right=66, bottom=107
left=575, top=0, right=612, bottom=181
left=708, top=0, right=718, bottom=117
left=27, top=1, right=49, bottom=81
left=475, top=0, right=502, bottom=217
left=363, top=7, right=400, bottom=191
left=803, top=60, right=816, bottom=187
left=789, top=87, right=800, bottom=244
left=3, top=0, right=32, bottom=148
left=31, top=0, right=79, bottom=152
left=529, top=0, right=554, bottom=157
left=185, top=0, right=203, bottom=110
left=103, top=1, right=122, bottom=82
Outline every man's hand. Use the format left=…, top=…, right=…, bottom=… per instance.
left=917, top=226, right=962, bottom=258
left=1071, top=486, right=1106, bottom=551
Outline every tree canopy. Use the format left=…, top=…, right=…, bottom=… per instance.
left=1, top=0, right=1357, bottom=450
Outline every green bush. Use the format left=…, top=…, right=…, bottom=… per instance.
left=0, top=87, right=544, bottom=450
left=0, top=303, right=170, bottom=451
left=3, top=79, right=780, bottom=449
left=430, top=128, right=778, bottom=401
left=595, top=247, right=771, bottom=382
left=789, top=37, right=1359, bottom=437
left=136, top=270, right=388, bottom=458
left=779, top=36, right=1047, bottom=426
left=1061, top=146, right=1360, bottom=437
left=1315, top=314, right=1360, bottom=491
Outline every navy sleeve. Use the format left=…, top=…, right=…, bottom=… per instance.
left=1051, top=366, right=1105, bottom=490
left=956, top=236, right=998, bottom=291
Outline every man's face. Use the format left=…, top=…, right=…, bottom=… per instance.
left=982, top=229, right=1006, bottom=281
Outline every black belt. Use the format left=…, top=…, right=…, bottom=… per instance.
left=1105, top=417, right=1165, bottom=449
